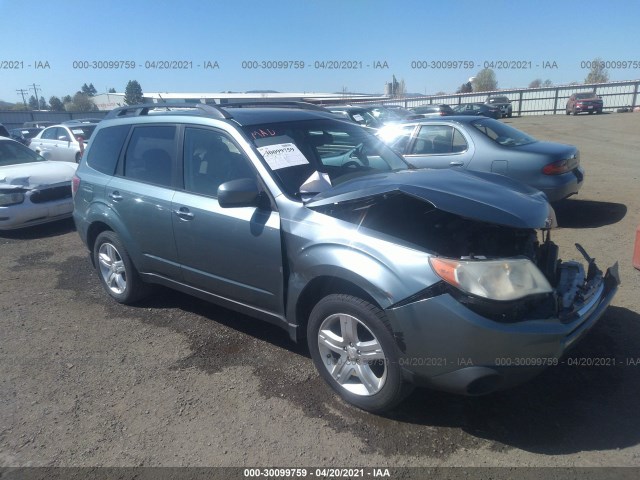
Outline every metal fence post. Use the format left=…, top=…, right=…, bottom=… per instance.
left=553, top=88, right=559, bottom=115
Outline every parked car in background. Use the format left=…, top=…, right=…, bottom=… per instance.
left=0, top=137, right=77, bottom=230
left=326, top=105, right=383, bottom=128
left=485, top=95, right=513, bottom=118
left=72, top=103, right=617, bottom=412
left=29, top=123, right=98, bottom=163
left=362, top=105, right=423, bottom=123
left=9, top=127, right=44, bottom=147
left=566, top=92, right=603, bottom=115
left=409, top=104, right=455, bottom=117
left=378, top=116, right=583, bottom=202
left=23, top=121, right=56, bottom=128
left=452, top=103, right=502, bottom=119
left=63, top=118, right=104, bottom=125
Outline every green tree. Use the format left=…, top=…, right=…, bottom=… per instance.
left=39, top=96, right=48, bottom=110
left=108, top=87, right=116, bottom=93
left=66, top=92, right=97, bottom=112
left=585, top=57, right=609, bottom=84
left=49, top=96, right=65, bottom=111
left=472, top=68, right=498, bottom=92
left=124, top=80, right=144, bottom=105
left=456, top=81, right=472, bottom=93
left=81, top=83, right=98, bottom=96
left=62, top=95, right=72, bottom=103
left=11, top=103, right=29, bottom=111
left=529, top=78, right=542, bottom=88
left=28, top=95, right=38, bottom=109
left=542, top=79, right=553, bottom=87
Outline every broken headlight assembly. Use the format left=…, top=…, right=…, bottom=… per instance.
left=429, top=257, right=552, bottom=302
left=0, top=191, right=26, bottom=206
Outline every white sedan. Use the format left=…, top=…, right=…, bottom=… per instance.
left=29, top=123, right=97, bottom=163
left=0, top=137, right=77, bottom=230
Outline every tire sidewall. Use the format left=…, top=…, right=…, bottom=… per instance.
left=307, top=294, right=406, bottom=412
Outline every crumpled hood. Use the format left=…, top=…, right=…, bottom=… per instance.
left=306, top=168, right=556, bottom=229
left=0, top=161, right=78, bottom=190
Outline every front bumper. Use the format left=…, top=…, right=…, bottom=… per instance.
left=0, top=197, right=74, bottom=230
left=385, top=263, right=619, bottom=395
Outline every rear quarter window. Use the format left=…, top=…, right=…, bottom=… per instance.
left=85, top=125, right=131, bottom=175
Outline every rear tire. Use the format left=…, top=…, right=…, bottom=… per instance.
left=307, top=294, right=412, bottom=412
left=93, top=231, right=150, bottom=304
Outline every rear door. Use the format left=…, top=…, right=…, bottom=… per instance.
left=105, top=124, right=181, bottom=279
left=171, top=126, right=285, bottom=315
left=403, top=124, right=474, bottom=169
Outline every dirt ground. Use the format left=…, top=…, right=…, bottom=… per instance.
left=1, top=113, right=639, bottom=472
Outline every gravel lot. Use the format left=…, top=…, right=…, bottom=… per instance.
left=1, top=113, right=640, bottom=471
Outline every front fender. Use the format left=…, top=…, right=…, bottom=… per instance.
left=285, top=241, right=438, bottom=325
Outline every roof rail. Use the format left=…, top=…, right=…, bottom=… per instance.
left=103, top=103, right=233, bottom=120
left=219, top=101, right=329, bottom=112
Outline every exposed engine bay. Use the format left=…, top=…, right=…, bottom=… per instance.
left=312, top=191, right=615, bottom=322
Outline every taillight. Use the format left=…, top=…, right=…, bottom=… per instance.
left=71, top=175, right=80, bottom=196
left=542, top=156, right=579, bottom=175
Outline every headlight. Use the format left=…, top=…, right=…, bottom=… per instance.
left=429, top=257, right=552, bottom=301
left=0, top=192, right=25, bottom=206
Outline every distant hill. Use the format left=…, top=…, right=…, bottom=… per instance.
left=0, top=100, right=15, bottom=109
left=245, top=90, right=280, bottom=94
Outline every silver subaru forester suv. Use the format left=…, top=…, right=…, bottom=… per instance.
left=72, top=103, right=618, bottom=412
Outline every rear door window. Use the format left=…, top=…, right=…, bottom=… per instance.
left=122, top=125, right=177, bottom=187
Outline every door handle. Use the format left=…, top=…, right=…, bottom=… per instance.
left=174, top=207, right=195, bottom=220
left=108, top=191, right=123, bottom=201
left=449, top=161, right=464, bottom=166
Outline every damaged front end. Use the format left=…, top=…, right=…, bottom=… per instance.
left=307, top=168, right=618, bottom=327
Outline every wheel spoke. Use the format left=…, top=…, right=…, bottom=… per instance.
left=114, top=274, right=126, bottom=291
left=357, top=339, right=385, bottom=361
left=98, top=252, right=112, bottom=269
left=113, top=260, right=125, bottom=275
left=330, top=355, right=354, bottom=384
left=318, top=329, right=347, bottom=354
left=106, top=271, right=117, bottom=288
left=340, top=314, right=359, bottom=344
left=356, top=363, right=381, bottom=395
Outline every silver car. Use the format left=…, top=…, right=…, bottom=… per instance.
left=72, top=104, right=618, bottom=412
left=29, top=123, right=97, bottom=163
left=0, top=137, right=77, bottom=230
left=379, top=116, right=583, bottom=202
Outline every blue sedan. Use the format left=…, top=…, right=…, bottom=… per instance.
left=378, top=116, right=583, bottom=202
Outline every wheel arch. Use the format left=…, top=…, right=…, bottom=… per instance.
left=292, top=275, right=382, bottom=343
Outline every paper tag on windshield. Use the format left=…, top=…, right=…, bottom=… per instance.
left=352, top=114, right=364, bottom=122
left=71, top=129, right=84, bottom=135
left=257, top=143, right=309, bottom=170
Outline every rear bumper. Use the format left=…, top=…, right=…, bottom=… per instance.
left=538, top=166, right=584, bottom=202
left=385, top=263, right=619, bottom=395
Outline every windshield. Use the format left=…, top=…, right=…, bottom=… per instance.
left=471, top=118, right=537, bottom=147
left=244, top=118, right=409, bottom=199
left=575, top=93, right=597, bottom=99
left=487, top=97, right=509, bottom=103
left=0, top=140, right=46, bottom=166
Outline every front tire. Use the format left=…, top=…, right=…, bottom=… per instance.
left=307, top=294, right=411, bottom=412
left=93, top=231, right=149, bottom=304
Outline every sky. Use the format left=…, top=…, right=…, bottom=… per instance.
left=1, top=0, right=639, bottom=103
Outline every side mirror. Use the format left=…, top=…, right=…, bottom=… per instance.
left=218, top=178, right=260, bottom=208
